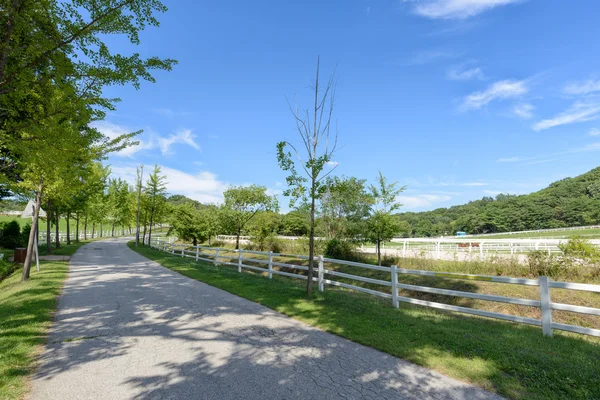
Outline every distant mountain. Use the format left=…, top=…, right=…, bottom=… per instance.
left=397, top=167, right=600, bottom=236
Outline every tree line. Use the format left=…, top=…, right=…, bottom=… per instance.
left=397, top=166, right=600, bottom=237
left=0, top=0, right=176, bottom=281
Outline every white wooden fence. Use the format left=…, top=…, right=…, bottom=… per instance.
left=150, top=239, right=600, bottom=338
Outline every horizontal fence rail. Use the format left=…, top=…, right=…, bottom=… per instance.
left=151, top=239, right=600, bottom=338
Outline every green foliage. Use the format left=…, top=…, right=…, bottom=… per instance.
left=0, top=258, right=17, bottom=282
left=248, top=212, right=281, bottom=251
left=222, top=185, right=278, bottom=249
left=0, top=220, right=23, bottom=249
left=559, top=237, right=600, bottom=258
left=280, top=210, right=310, bottom=236
left=324, top=238, right=360, bottom=261
left=319, top=176, right=372, bottom=240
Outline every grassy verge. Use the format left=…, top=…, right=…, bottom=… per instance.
left=130, top=242, right=600, bottom=400
left=0, top=240, right=89, bottom=399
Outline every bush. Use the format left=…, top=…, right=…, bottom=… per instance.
left=0, top=221, right=23, bottom=249
left=0, top=258, right=18, bottom=282
left=325, top=239, right=360, bottom=261
left=559, top=236, right=600, bottom=259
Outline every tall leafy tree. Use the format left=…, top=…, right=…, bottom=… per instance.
left=276, top=57, right=338, bottom=297
left=145, top=164, right=167, bottom=245
left=366, top=172, right=405, bottom=266
left=222, top=185, right=278, bottom=250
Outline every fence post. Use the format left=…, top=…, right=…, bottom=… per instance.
left=171, top=243, right=175, bottom=255
left=268, top=251, right=273, bottom=279
left=539, top=276, right=553, bottom=337
left=181, top=243, right=184, bottom=257
left=238, top=250, right=242, bottom=273
left=195, top=245, right=199, bottom=262
left=391, top=265, right=399, bottom=308
left=215, top=249, right=220, bottom=266
left=318, top=255, right=324, bottom=292
left=403, top=240, right=407, bottom=257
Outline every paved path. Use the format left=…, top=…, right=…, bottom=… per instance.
left=28, top=238, right=502, bottom=400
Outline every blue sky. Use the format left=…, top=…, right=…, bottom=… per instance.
left=100, top=0, right=600, bottom=212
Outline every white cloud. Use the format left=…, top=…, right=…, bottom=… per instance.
left=532, top=102, right=600, bottom=131
left=460, top=182, right=488, bottom=187
left=461, top=80, right=527, bottom=110
left=94, top=121, right=201, bottom=157
left=412, top=0, right=523, bottom=20
left=92, top=121, right=153, bottom=158
left=396, top=194, right=452, bottom=209
left=513, top=103, right=535, bottom=119
left=326, top=161, right=339, bottom=168
left=589, top=128, right=600, bottom=136
left=563, top=79, right=600, bottom=96
left=111, top=164, right=228, bottom=204
left=447, top=66, right=485, bottom=81
left=158, top=129, right=201, bottom=156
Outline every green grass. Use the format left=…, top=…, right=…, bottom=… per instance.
left=0, top=263, right=69, bottom=399
left=130, top=242, right=600, bottom=400
left=0, top=240, right=88, bottom=399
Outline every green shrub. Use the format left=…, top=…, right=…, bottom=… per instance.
left=325, top=239, right=360, bottom=261
left=210, top=240, right=226, bottom=248
left=0, top=221, right=23, bottom=249
left=0, top=259, right=17, bottom=282
left=560, top=236, right=600, bottom=259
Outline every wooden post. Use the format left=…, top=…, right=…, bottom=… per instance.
left=215, top=249, right=220, bottom=266
left=238, top=250, right=242, bottom=272
left=181, top=243, right=184, bottom=257
left=268, top=251, right=273, bottom=279
left=195, top=245, right=199, bottom=262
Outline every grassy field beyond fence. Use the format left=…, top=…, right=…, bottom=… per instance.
left=131, top=242, right=600, bottom=400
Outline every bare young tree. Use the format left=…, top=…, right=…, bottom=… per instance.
left=277, top=56, right=338, bottom=297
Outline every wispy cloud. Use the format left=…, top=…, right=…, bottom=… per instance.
left=513, top=103, right=535, bottom=119
left=532, top=102, right=600, bottom=131
left=412, top=0, right=523, bottom=20
left=461, top=79, right=527, bottom=110
left=326, top=161, right=340, bottom=168
left=94, top=121, right=201, bottom=157
left=396, top=194, right=452, bottom=209
left=447, top=65, right=485, bottom=81
left=158, top=129, right=201, bottom=156
left=92, top=121, right=153, bottom=157
left=496, top=142, right=600, bottom=163
left=589, top=128, right=600, bottom=136
left=563, top=78, right=600, bottom=96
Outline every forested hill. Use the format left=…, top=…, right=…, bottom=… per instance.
left=397, top=166, right=600, bottom=237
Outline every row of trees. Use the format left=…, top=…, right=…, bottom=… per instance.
left=0, top=0, right=176, bottom=281
left=168, top=172, right=407, bottom=266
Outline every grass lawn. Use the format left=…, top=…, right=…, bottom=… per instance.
left=130, top=242, right=600, bottom=400
left=0, top=241, right=89, bottom=400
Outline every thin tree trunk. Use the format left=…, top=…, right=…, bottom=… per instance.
left=46, top=205, right=52, bottom=253
left=111, top=222, right=115, bottom=237
left=84, top=215, right=88, bottom=240
left=23, top=182, right=43, bottom=281
left=148, top=213, right=154, bottom=246
left=307, top=180, right=316, bottom=298
left=55, top=211, right=60, bottom=249
left=235, top=227, right=241, bottom=250
left=92, top=222, right=95, bottom=239
left=75, top=213, right=79, bottom=242
left=377, top=238, right=381, bottom=266
left=100, top=222, right=103, bottom=238
left=66, top=212, right=71, bottom=245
